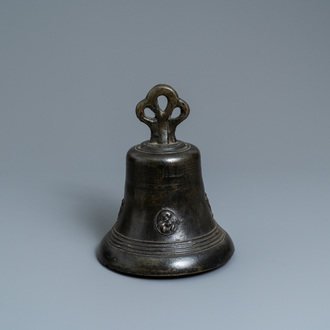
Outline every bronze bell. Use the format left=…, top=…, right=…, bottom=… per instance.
left=97, top=84, right=234, bottom=277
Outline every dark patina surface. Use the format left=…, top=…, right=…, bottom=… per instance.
left=97, top=84, right=234, bottom=277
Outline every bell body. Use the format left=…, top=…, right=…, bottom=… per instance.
left=98, top=142, right=234, bottom=277
left=97, top=84, right=234, bottom=277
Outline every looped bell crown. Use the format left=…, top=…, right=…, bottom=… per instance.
left=136, top=84, right=190, bottom=145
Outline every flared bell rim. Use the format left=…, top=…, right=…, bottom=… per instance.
left=97, top=224, right=234, bottom=278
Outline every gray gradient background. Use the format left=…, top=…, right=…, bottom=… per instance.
left=1, top=1, right=330, bottom=329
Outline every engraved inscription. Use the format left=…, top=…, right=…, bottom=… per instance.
left=162, top=166, right=183, bottom=179
left=156, top=210, right=178, bottom=235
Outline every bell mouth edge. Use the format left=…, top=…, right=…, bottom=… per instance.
left=97, top=228, right=234, bottom=278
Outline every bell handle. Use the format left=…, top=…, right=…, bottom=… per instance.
left=136, top=84, right=190, bottom=144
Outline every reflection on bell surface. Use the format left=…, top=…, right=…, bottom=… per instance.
left=97, top=84, right=234, bottom=277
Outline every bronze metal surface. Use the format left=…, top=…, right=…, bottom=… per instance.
left=97, top=84, right=234, bottom=277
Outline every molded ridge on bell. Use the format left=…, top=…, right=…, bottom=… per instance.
left=97, top=84, right=234, bottom=277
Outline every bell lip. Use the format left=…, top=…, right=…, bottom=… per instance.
left=97, top=226, right=234, bottom=278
